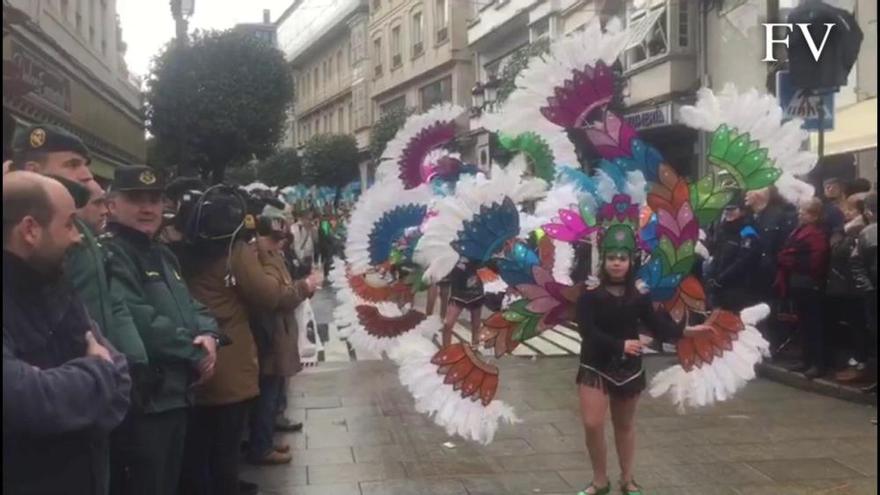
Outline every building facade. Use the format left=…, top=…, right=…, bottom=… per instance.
left=468, top=0, right=700, bottom=177
left=234, top=9, right=278, bottom=46
left=2, top=0, right=145, bottom=181
left=277, top=0, right=372, bottom=153
left=368, top=0, right=475, bottom=126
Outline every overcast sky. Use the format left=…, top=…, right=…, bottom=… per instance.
left=117, top=0, right=294, bottom=79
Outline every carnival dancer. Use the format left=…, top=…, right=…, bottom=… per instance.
left=442, top=259, right=485, bottom=347
left=575, top=211, right=712, bottom=495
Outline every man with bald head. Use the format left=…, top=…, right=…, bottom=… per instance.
left=4, top=124, right=149, bottom=396
left=3, top=172, right=131, bottom=495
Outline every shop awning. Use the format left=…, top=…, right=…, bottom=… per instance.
left=810, top=98, right=877, bottom=156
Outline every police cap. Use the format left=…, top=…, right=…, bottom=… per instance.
left=111, top=165, right=164, bottom=193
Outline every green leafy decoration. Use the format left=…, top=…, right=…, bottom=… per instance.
left=689, top=173, right=735, bottom=227
left=708, top=124, right=781, bottom=191
left=497, top=132, right=556, bottom=182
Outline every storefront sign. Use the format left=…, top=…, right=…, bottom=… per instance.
left=624, top=103, right=672, bottom=131
left=10, top=41, right=72, bottom=114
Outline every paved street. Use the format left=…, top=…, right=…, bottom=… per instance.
left=242, top=287, right=878, bottom=494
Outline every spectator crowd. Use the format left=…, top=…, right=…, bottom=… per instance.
left=2, top=124, right=341, bottom=495
left=703, top=178, right=877, bottom=392
left=1, top=121, right=876, bottom=495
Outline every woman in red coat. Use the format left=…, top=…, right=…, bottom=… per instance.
left=776, top=198, right=830, bottom=379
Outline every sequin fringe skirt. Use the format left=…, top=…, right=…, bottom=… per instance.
left=576, top=364, right=645, bottom=399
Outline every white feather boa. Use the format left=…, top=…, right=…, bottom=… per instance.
left=414, top=157, right=548, bottom=283
left=344, top=182, right=432, bottom=275
left=388, top=335, right=521, bottom=445
left=679, top=85, right=818, bottom=205
left=649, top=304, right=772, bottom=412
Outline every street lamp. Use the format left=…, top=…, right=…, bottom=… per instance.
left=170, top=0, right=195, bottom=45
left=483, top=74, right=500, bottom=111
left=470, top=81, right=485, bottom=117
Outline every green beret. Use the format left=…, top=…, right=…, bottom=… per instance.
left=12, top=124, right=91, bottom=163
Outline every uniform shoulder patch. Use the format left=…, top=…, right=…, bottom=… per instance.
left=740, top=225, right=759, bottom=238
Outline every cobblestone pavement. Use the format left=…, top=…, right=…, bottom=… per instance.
left=242, top=287, right=878, bottom=495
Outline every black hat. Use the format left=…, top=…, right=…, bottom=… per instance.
left=724, top=190, right=746, bottom=210
left=47, top=174, right=90, bottom=209
left=11, top=124, right=91, bottom=163
left=165, top=176, right=207, bottom=202
left=111, top=165, right=164, bottom=193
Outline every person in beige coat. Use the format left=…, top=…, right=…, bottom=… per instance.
left=246, top=212, right=322, bottom=465
left=173, top=192, right=318, bottom=492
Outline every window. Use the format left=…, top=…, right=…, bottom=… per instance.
left=435, top=0, right=448, bottom=43
left=372, top=0, right=381, bottom=12
left=419, top=76, right=452, bottom=111
left=678, top=3, right=689, bottom=48
left=624, top=5, right=667, bottom=68
left=337, top=50, right=343, bottom=80
left=313, top=67, right=319, bottom=93
left=338, top=108, right=345, bottom=132
left=60, top=0, right=69, bottom=20
left=380, top=96, right=406, bottom=115
left=348, top=102, right=353, bottom=130
left=373, top=37, right=383, bottom=77
left=435, top=0, right=448, bottom=28
left=411, top=11, right=423, bottom=56
left=101, top=38, right=106, bottom=55
left=391, top=25, right=402, bottom=68
left=530, top=17, right=549, bottom=42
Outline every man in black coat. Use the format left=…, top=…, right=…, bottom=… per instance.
left=706, top=193, right=761, bottom=312
left=3, top=171, right=131, bottom=495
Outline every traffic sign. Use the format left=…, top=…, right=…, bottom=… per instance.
left=775, top=70, right=835, bottom=131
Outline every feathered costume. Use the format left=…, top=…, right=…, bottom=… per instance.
left=329, top=19, right=817, bottom=443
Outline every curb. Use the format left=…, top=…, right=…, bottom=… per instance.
left=757, top=363, right=878, bottom=406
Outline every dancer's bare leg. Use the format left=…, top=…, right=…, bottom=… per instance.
left=578, top=384, right=610, bottom=489
left=443, top=304, right=464, bottom=347
left=426, top=285, right=438, bottom=316
left=469, top=307, right=482, bottom=346
left=610, top=394, right=640, bottom=489
left=439, top=284, right=450, bottom=317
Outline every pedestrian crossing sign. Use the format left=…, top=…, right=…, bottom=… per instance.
left=776, top=70, right=835, bottom=131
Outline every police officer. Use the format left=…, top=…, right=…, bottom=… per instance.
left=8, top=124, right=150, bottom=381
left=3, top=171, right=131, bottom=495
left=706, top=192, right=761, bottom=312
left=102, top=165, right=220, bottom=495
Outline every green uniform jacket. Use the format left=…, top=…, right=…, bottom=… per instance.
left=102, top=222, right=218, bottom=414
left=65, top=219, right=148, bottom=365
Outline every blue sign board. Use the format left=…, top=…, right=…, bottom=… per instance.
left=776, top=70, right=835, bottom=131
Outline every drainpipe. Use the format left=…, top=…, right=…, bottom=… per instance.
left=696, top=0, right=710, bottom=179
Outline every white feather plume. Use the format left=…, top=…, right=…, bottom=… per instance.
left=377, top=104, right=465, bottom=186
left=414, top=160, right=548, bottom=283
left=388, top=335, right=521, bottom=445
left=551, top=240, right=574, bottom=286
left=679, top=85, right=818, bottom=205
left=346, top=313, right=442, bottom=357
left=649, top=303, right=771, bottom=412
left=482, top=18, right=629, bottom=136
left=344, top=182, right=432, bottom=275
left=518, top=183, right=585, bottom=237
